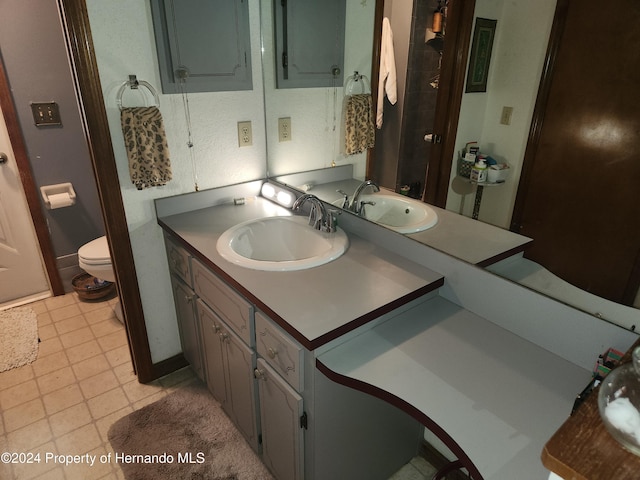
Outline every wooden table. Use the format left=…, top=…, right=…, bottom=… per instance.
left=542, top=339, right=640, bottom=479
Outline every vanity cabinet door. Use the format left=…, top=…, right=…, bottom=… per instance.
left=198, top=298, right=260, bottom=452
left=192, top=259, right=254, bottom=346
left=165, top=236, right=192, bottom=287
left=171, top=275, right=203, bottom=381
left=255, top=311, right=303, bottom=391
left=223, top=323, right=260, bottom=452
left=255, top=358, right=304, bottom=480
left=198, top=300, right=228, bottom=408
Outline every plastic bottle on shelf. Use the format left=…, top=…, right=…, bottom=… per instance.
left=471, top=158, right=488, bottom=183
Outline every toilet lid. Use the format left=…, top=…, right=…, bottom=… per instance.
left=78, top=236, right=111, bottom=265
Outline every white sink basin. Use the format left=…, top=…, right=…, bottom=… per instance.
left=357, top=193, right=438, bottom=234
left=216, top=216, right=349, bottom=271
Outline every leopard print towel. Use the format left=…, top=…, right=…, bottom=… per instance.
left=344, top=94, right=375, bottom=155
left=121, top=106, right=172, bottom=190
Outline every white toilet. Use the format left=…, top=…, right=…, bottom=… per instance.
left=78, top=236, right=115, bottom=282
left=78, top=236, right=123, bottom=322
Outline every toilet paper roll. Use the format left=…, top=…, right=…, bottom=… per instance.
left=48, top=192, right=74, bottom=209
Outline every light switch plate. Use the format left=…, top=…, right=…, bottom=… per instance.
left=500, top=106, right=513, bottom=125
left=31, top=102, right=62, bottom=126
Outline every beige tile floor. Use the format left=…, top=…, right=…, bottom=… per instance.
left=0, top=292, right=437, bottom=480
left=0, top=293, right=197, bottom=480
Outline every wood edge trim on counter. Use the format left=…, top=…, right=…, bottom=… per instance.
left=315, top=360, right=484, bottom=480
left=306, top=281, right=443, bottom=350
left=159, top=221, right=444, bottom=352
left=475, top=241, right=533, bottom=268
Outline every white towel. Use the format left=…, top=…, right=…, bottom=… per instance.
left=376, top=17, right=397, bottom=129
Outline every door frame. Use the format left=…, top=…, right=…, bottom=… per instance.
left=365, top=0, right=477, bottom=207
left=422, top=0, right=476, bottom=207
left=0, top=60, right=64, bottom=297
left=56, top=0, right=158, bottom=382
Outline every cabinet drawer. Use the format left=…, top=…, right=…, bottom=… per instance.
left=165, top=236, right=192, bottom=287
left=192, top=259, right=254, bottom=346
left=255, top=311, right=303, bottom=391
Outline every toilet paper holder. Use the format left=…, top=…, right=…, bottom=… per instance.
left=40, top=182, right=77, bottom=209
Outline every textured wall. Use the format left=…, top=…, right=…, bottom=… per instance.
left=87, top=0, right=267, bottom=362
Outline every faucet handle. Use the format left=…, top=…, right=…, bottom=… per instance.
left=336, top=190, right=349, bottom=209
left=359, top=200, right=376, bottom=217
left=324, top=209, right=341, bottom=233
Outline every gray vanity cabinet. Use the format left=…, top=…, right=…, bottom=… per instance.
left=197, top=299, right=228, bottom=407
left=255, top=358, right=303, bottom=480
left=193, top=260, right=260, bottom=453
left=164, top=236, right=420, bottom=480
left=171, top=278, right=204, bottom=381
left=255, top=312, right=305, bottom=480
left=166, top=237, right=204, bottom=381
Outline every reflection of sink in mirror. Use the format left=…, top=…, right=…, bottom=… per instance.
left=339, top=192, right=438, bottom=234
left=216, top=216, right=349, bottom=271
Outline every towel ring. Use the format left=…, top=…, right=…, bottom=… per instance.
left=116, top=75, right=160, bottom=110
left=345, top=71, right=371, bottom=96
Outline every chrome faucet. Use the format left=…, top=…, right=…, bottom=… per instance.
left=349, top=180, right=380, bottom=215
left=336, top=189, right=350, bottom=209
left=292, top=194, right=338, bottom=233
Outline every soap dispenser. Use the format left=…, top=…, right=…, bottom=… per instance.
left=471, top=158, right=488, bottom=183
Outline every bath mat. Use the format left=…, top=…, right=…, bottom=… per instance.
left=108, top=380, right=273, bottom=480
left=0, top=306, right=39, bottom=372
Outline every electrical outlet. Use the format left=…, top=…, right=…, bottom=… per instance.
left=500, top=106, right=513, bottom=125
left=278, top=117, right=292, bottom=142
left=237, top=121, right=252, bottom=147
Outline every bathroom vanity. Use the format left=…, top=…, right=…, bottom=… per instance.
left=159, top=191, right=441, bottom=480
left=156, top=181, right=638, bottom=480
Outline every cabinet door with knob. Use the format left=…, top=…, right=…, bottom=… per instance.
left=255, top=311, right=304, bottom=391
left=198, top=299, right=228, bottom=406
left=171, top=275, right=204, bottom=380
left=171, top=276, right=203, bottom=381
left=255, top=358, right=304, bottom=480
left=198, top=298, right=260, bottom=452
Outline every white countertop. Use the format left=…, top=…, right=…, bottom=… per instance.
left=318, top=296, right=591, bottom=480
left=158, top=197, right=444, bottom=350
left=299, top=179, right=532, bottom=267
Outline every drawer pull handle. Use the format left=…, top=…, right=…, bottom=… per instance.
left=219, top=332, right=230, bottom=342
left=254, top=368, right=266, bottom=380
left=267, top=347, right=278, bottom=359
left=212, top=324, right=221, bottom=333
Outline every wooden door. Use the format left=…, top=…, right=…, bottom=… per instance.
left=512, top=0, right=640, bottom=305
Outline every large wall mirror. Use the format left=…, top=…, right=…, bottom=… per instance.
left=261, top=0, right=640, bottom=329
